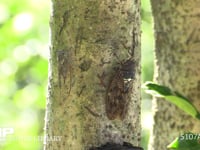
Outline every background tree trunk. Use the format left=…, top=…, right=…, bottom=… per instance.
left=44, top=0, right=141, bottom=149
left=149, top=1, right=200, bottom=150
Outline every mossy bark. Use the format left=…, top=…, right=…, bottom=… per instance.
left=44, top=0, right=141, bottom=149
left=149, top=1, right=200, bottom=150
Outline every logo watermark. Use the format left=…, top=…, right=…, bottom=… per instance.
left=0, top=128, right=62, bottom=144
left=0, top=128, right=14, bottom=138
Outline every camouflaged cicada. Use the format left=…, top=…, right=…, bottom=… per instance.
left=106, top=59, right=135, bottom=120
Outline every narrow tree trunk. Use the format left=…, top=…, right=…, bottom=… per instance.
left=149, top=1, right=200, bottom=150
left=44, top=0, right=141, bottom=149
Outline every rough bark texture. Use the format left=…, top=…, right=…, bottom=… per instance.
left=149, top=1, right=200, bottom=150
left=44, top=0, right=141, bottom=150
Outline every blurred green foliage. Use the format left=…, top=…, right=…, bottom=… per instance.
left=141, top=0, right=154, bottom=150
left=0, top=0, right=153, bottom=149
left=0, top=0, right=49, bottom=149
left=141, top=0, right=154, bottom=83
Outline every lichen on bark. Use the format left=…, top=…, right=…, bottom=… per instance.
left=44, top=0, right=141, bottom=149
left=149, top=1, right=200, bottom=150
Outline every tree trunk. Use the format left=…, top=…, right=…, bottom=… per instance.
left=44, top=0, right=141, bottom=149
left=149, top=1, right=200, bottom=150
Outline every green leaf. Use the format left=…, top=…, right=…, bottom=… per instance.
left=144, top=82, right=172, bottom=96
left=143, top=81, right=200, bottom=120
left=167, top=133, right=200, bottom=150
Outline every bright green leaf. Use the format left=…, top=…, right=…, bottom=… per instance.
left=143, top=82, right=200, bottom=120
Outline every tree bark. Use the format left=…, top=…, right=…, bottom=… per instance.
left=44, top=0, right=141, bottom=149
left=149, top=1, right=200, bottom=150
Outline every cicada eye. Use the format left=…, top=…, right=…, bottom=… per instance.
left=122, top=71, right=134, bottom=79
